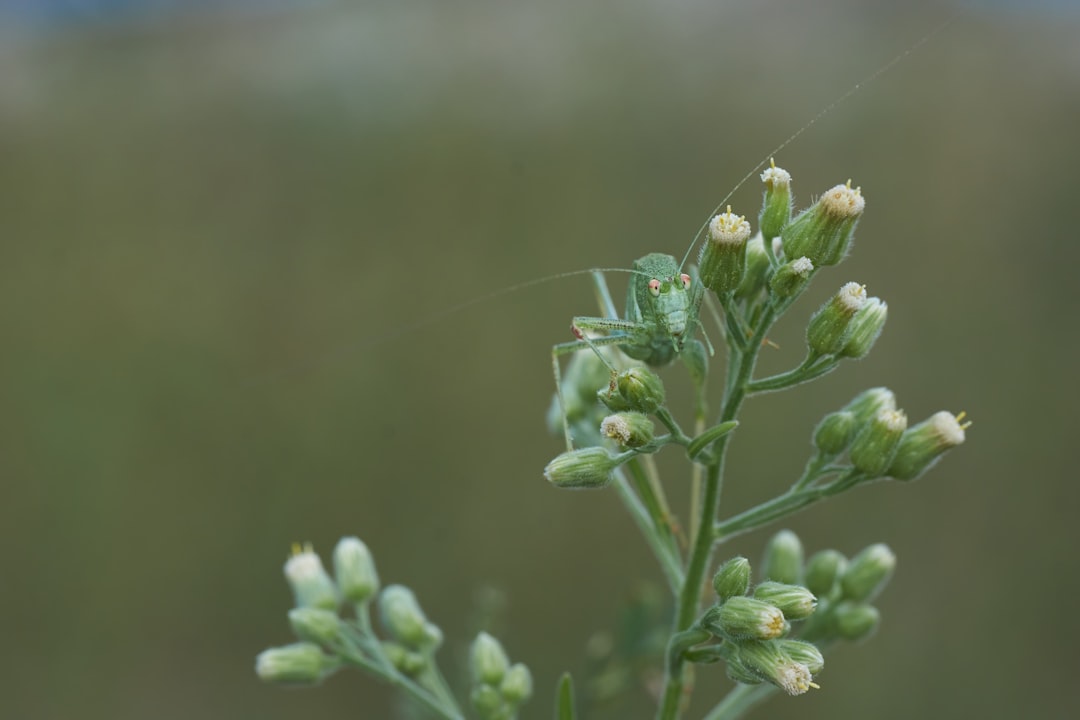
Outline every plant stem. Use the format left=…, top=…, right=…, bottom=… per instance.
left=746, top=355, right=837, bottom=394
left=657, top=307, right=774, bottom=720
left=701, top=683, right=776, bottom=720
left=613, top=465, right=684, bottom=591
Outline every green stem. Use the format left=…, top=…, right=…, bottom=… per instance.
left=613, top=465, right=684, bottom=591
left=715, top=468, right=865, bottom=541
left=338, top=646, right=464, bottom=720
left=746, top=355, right=837, bottom=394
left=701, top=683, right=776, bottom=720
left=418, top=658, right=462, bottom=716
left=657, top=308, right=775, bottom=720
left=656, top=408, right=694, bottom=446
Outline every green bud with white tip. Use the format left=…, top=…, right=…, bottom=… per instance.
left=804, top=549, right=848, bottom=597
left=769, top=256, right=814, bottom=300
left=753, top=582, right=817, bottom=620
left=806, top=282, right=867, bottom=356
left=840, top=296, right=887, bottom=359
left=704, top=596, right=788, bottom=641
left=781, top=181, right=865, bottom=266
left=600, top=412, right=654, bottom=449
left=843, top=387, right=897, bottom=427
left=470, top=632, right=510, bottom=686
left=725, top=652, right=765, bottom=685
left=761, top=529, right=804, bottom=585
left=759, top=162, right=793, bottom=243
left=712, top=556, right=752, bottom=602
left=544, top=446, right=621, bottom=489
left=813, top=410, right=856, bottom=456
left=471, top=684, right=504, bottom=717
left=887, top=411, right=968, bottom=481
left=735, top=640, right=817, bottom=696
left=333, top=537, right=379, bottom=604
left=840, top=544, right=896, bottom=603
left=849, top=408, right=908, bottom=477
left=255, top=642, right=338, bottom=685
left=284, top=546, right=339, bottom=611
left=699, top=207, right=751, bottom=296
left=833, top=602, right=881, bottom=641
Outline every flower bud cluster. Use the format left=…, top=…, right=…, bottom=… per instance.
left=799, top=541, right=897, bottom=644
left=259, top=538, right=446, bottom=686
left=698, top=542, right=822, bottom=696
left=469, top=632, right=533, bottom=720
left=811, top=388, right=967, bottom=481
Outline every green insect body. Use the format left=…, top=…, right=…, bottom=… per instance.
left=552, top=252, right=709, bottom=449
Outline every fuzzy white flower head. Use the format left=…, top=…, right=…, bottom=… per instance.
left=791, top=256, right=814, bottom=276
left=821, top=181, right=865, bottom=218
left=761, top=164, right=792, bottom=188
left=285, top=548, right=325, bottom=584
left=600, top=415, right=632, bottom=444
left=930, top=410, right=967, bottom=446
left=878, top=408, right=909, bottom=433
left=708, top=207, right=752, bottom=245
left=838, top=282, right=867, bottom=312
left=776, top=660, right=815, bottom=695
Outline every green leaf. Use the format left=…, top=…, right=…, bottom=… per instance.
left=688, top=421, right=739, bottom=459
left=555, top=672, right=576, bottom=720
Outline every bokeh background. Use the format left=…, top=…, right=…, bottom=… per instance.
left=3, top=0, right=1078, bottom=718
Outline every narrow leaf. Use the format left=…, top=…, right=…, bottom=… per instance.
left=556, top=672, right=576, bottom=720
left=688, top=421, right=739, bottom=459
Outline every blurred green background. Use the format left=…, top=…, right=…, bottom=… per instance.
left=3, top=1, right=1078, bottom=718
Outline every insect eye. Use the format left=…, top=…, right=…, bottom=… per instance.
left=680, top=273, right=691, bottom=289
left=648, top=279, right=661, bottom=297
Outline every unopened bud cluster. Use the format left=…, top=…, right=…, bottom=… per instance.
left=799, top=538, right=898, bottom=644
left=698, top=541, right=822, bottom=695
left=812, top=387, right=967, bottom=481
left=469, top=632, right=533, bottom=720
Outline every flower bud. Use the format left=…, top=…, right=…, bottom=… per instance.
left=752, top=582, right=817, bottom=620
left=735, top=233, right=771, bottom=300
left=813, top=410, right=856, bottom=456
left=781, top=181, right=865, bottom=267
left=769, top=256, right=814, bottom=299
left=288, top=607, right=343, bottom=647
left=470, top=632, right=510, bottom=686
left=843, top=387, right=897, bottom=427
left=600, top=412, right=655, bottom=449
left=284, top=545, right=339, bottom=610
left=699, top=207, right=751, bottom=296
left=735, top=640, right=817, bottom=695
left=500, top=663, right=534, bottom=704
left=544, top=447, right=620, bottom=489
left=839, top=297, right=887, bottom=359
left=255, top=642, right=337, bottom=685
left=806, top=282, right=867, bottom=356
left=712, top=556, right=752, bottom=602
left=611, top=367, right=666, bottom=414
left=379, top=585, right=437, bottom=649
left=759, top=161, right=793, bottom=243
left=471, top=684, right=504, bottom=717
left=725, top=652, right=765, bottom=685
left=703, top=596, right=787, bottom=641
left=761, top=529, right=803, bottom=585
left=849, top=408, right=907, bottom=477
left=777, top=639, right=824, bottom=674
left=839, top=544, right=895, bottom=603
left=887, top=411, right=968, bottom=481
left=833, top=601, right=881, bottom=641
left=804, top=549, right=848, bottom=597
left=382, top=641, right=428, bottom=675
left=333, top=537, right=379, bottom=604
